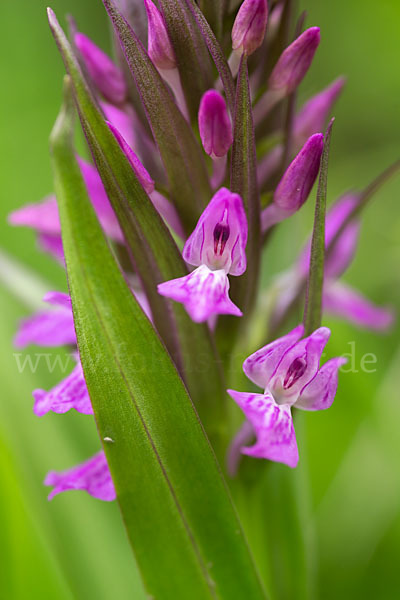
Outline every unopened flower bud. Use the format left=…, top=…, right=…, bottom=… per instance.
left=269, top=27, right=320, bottom=95
left=294, top=77, right=346, bottom=143
left=274, top=133, right=323, bottom=212
left=198, top=91, right=233, bottom=158
left=232, top=0, right=269, bottom=56
left=144, top=0, right=176, bottom=70
left=74, top=32, right=127, bottom=104
left=261, top=133, right=323, bottom=230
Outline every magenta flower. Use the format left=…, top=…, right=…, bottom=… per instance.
left=269, top=27, right=321, bottom=95
left=33, top=359, right=92, bottom=417
left=158, top=188, right=248, bottom=322
left=198, top=91, right=233, bottom=158
left=232, top=0, right=269, bottom=56
left=261, top=133, right=324, bottom=230
left=228, top=325, right=346, bottom=467
left=45, top=451, right=115, bottom=501
left=14, top=292, right=76, bottom=348
left=75, top=32, right=127, bottom=105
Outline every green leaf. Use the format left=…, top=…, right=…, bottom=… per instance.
left=50, top=76, right=267, bottom=600
left=102, top=0, right=211, bottom=233
left=159, top=0, right=215, bottom=122
left=48, top=8, right=225, bottom=442
left=186, top=0, right=236, bottom=114
left=303, top=118, right=334, bottom=336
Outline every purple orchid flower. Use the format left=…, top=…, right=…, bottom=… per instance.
left=33, top=358, right=92, bottom=417
left=14, top=292, right=76, bottom=348
left=228, top=324, right=346, bottom=468
left=45, top=451, right=115, bottom=501
left=158, top=188, right=248, bottom=322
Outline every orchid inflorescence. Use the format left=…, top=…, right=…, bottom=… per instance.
left=9, top=0, right=395, bottom=509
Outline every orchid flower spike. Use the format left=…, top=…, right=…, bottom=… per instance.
left=45, top=451, right=116, bottom=501
left=269, top=27, right=321, bottom=96
left=74, top=32, right=127, bottom=105
left=228, top=325, right=346, bottom=468
left=261, top=133, right=324, bottom=231
left=198, top=91, right=233, bottom=158
left=144, top=0, right=176, bottom=70
left=158, top=188, right=248, bottom=322
left=232, top=0, right=269, bottom=56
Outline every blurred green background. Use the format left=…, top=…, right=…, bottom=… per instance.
left=0, top=1, right=399, bottom=598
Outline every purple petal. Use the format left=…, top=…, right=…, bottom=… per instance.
left=298, top=194, right=360, bottom=278
left=323, top=280, right=395, bottom=331
left=232, top=0, right=269, bottom=56
left=269, top=27, right=321, bottom=95
left=273, top=133, right=324, bottom=213
left=243, top=324, right=304, bottom=389
left=8, top=195, right=60, bottom=234
left=227, top=390, right=299, bottom=468
left=14, top=292, right=76, bottom=348
left=45, top=451, right=115, bottom=501
left=75, top=32, right=127, bottom=105
left=33, top=361, right=93, bottom=417
left=144, top=0, right=176, bottom=70
left=269, top=327, right=331, bottom=402
left=296, top=357, right=347, bottom=411
left=106, top=121, right=155, bottom=194
left=158, top=265, right=242, bottom=323
left=198, top=90, right=233, bottom=158
left=182, top=187, right=248, bottom=276
left=43, top=291, right=72, bottom=310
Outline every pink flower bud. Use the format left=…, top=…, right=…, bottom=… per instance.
left=269, top=27, right=321, bottom=95
left=232, top=0, right=269, bottom=56
left=74, top=32, right=127, bottom=105
left=144, top=0, right=176, bottom=70
left=261, top=133, right=323, bottom=230
left=274, top=133, right=324, bottom=212
left=294, top=77, right=346, bottom=143
left=198, top=91, right=233, bottom=158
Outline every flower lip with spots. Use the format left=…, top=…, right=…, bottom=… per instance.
left=228, top=324, right=346, bottom=468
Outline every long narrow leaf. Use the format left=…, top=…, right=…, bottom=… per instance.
left=102, top=0, right=211, bottom=232
left=48, top=9, right=225, bottom=440
left=303, top=119, right=334, bottom=335
left=50, top=77, right=267, bottom=600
